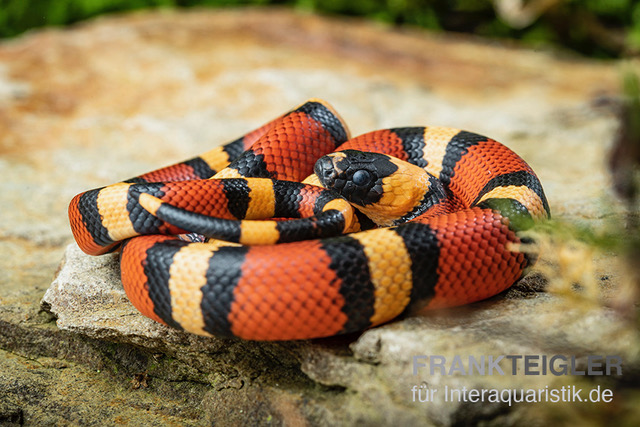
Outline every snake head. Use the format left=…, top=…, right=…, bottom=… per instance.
left=314, top=150, right=397, bottom=206
left=315, top=150, right=443, bottom=226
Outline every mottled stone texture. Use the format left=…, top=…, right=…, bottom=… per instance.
left=1, top=7, right=637, bottom=426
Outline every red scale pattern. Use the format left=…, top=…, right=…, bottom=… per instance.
left=296, top=185, right=325, bottom=217
left=140, top=163, right=201, bottom=183
left=229, top=242, right=348, bottom=340
left=450, top=139, right=534, bottom=206
left=120, top=235, right=175, bottom=326
left=337, top=129, right=408, bottom=160
left=241, top=119, right=282, bottom=151
left=158, top=180, right=237, bottom=219
left=420, top=208, right=526, bottom=309
left=250, top=112, right=340, bottom=181
left=68, top=195, right=117, bottom=255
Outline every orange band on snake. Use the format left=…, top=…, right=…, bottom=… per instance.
left=69, top=99, right=549, bottom=341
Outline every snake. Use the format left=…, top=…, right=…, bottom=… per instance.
left=68, top=99, right=550, bottom=341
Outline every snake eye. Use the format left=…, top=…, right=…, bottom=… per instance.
left=352, top=170, right=372, bottom=186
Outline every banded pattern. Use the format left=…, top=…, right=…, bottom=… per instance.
left=136, top=181, right=357, bottom=245
left=69, top=99, right=349, bottom=255
left=69, top=99, right=549, bottom=341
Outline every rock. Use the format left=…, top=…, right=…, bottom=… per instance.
left=0, top=7, right=637, bottom=426
left=44, top=244, right=640, bottom=425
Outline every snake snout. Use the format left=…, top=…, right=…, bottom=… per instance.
left=314, top=156, right=339, bottom=186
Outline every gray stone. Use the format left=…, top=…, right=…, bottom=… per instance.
left=44, top=242, right=639, bottom=425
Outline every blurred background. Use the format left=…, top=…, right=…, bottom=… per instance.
left=1, top=0, right=639, bottom=58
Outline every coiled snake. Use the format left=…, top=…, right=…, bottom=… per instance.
left=69, top=99, right=549, bottom=340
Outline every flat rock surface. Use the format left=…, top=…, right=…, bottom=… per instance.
left=1, top=7, right=638, bottom=426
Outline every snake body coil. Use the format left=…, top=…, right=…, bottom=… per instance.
left=69, top=99, right=549, bottom=340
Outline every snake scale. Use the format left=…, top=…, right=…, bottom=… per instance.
left=69, top=99, right=549, bottom=340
